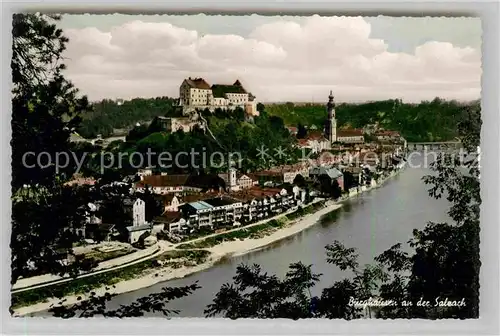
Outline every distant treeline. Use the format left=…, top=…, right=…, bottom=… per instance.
left=266, top=98, right=480, bottom=142
left=77, top=97, right=178, bottom=138
left=77, top=96, right=479, bottom=142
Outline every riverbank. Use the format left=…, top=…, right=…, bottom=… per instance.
left=13, top=166, right=406, bottom=316
left=12, top=201, right=340, bottom=317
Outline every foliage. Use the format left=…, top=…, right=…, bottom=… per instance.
left=297, top=123, right=307, bottom=139
left=77, top=97, right=177, bottom=139
left=266, top=98, right=476, bottom=142
left=205, top=262, right=321, bottom=319
left=108, top=106, right=300, bottom=175
left=49, top=283, right=200, bottom=318
left=205, top=241, right=387, bottom=319
left=205, top=104, right=481, bottom=319
left=11, top=14, right=91, bottom=283
left=12, top=250, right=210, bottom=310
left=375, top=105, right=481, bottom=319
left=11, top=13, right=89, bottom=190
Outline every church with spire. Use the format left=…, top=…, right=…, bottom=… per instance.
left=323, top=91, right=365, bottom=144
left=324, top=90, right=337, bottom=143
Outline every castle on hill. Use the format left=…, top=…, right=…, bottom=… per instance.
left=178, top=77, right=259, bottom=116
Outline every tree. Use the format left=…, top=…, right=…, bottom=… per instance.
left=49, top=283, right=200, bottom=318
left=297, top=123, right=307, bottom=139
left=205, top=242, right=386, bottom=319
left=330, top=179, right=342, bottom=200
left=293, top=174, right=306, bottom=187
left=205, top=104, right=481, bottom=319
left=205, top=262, right=321, bottom=319
left=375, top=105, right=481, bottom=319
left=11, top=14, right=91, bottom=283
left=256, top=102, right=265, bottom=113
left=10, top=14, right=199, bottom=316
left=47, top=99, right=480, bottom=318
left=234, top=106, right=246, bottom=122
left=11, top=14, right=89, bottom=190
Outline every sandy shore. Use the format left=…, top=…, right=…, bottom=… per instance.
left=14, top=166, right=405, bottom=316
left=13, top=202, right=342, bottom=317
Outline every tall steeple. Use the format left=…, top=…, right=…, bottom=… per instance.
left=324, top=90, right=337, bottom=143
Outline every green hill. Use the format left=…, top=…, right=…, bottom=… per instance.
left=265, top=98, right=477, bottom=142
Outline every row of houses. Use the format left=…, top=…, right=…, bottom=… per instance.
left=290, top=127, right=404, bottom=153
left=134, top=147, right=394, bottom=196
left=135, top=169, right=258, bottom=195
left=156, top=185, right=306, bottom=233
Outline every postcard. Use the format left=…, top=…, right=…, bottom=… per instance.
left=10, top=13, right=481, bottom=321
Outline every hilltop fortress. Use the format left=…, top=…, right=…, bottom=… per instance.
left=178, top=77, right=259, bottom=116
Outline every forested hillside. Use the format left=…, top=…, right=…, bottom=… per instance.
left=84, top=108, right=300, bottom=178
left=77, top=96, right=479, bottom=142
left=77, top=97, right=177, bottom=138
left=266, top=98, right=479, bottom=142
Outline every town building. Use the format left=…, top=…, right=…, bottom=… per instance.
left=163, top=194, right=181, bottom=212
left=297, top=132, right=331, bottom=153
left=124, top=198, right=152, bottom=244
left=251, top=163, right=309, bottom=185
left=309, top=166, right=344, bottom=190
left=135, top=174, right=192, bottom=194
left=179, top=197, right=243, bottom=229
left=179, top=77, right=258, bottom=116
left=286, top=126, right=298, bottom=136
left=152, top=211, right=184, bottom=233
left=374, top=130, right=402, bottom=142
left=336, top=129, right=365, bottom=144
left=136, top=173, right=224, bottom=195
left=324, top=90, right=337, bottom=143
left=219, top=168, right=258, bottom=192
left=150, top=115, right=206, bottom=134
left=84, top=223, right=116, bottom=242
left=323, top=91, right=365, bottom=145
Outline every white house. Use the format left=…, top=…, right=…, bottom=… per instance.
left=125, top=198, right=151, bottom=244
left=297, top=132, right=331, bottom=153
left=163, top=194, right=181, bottom=212
left=219, top=169, right=256, bottom=191
left=126, top=224, right=152, bottom=244
left=132, top=198, right=146, bottom=227
left=138, top=169, right=153, bottom=180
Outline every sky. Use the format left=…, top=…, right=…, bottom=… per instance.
left=58, top=14, right=482, bottom=103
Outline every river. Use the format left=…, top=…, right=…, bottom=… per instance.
left=100, top=153, right=452, bottom=317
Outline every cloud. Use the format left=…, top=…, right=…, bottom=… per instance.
left=62, top=15, right=481, bottom=103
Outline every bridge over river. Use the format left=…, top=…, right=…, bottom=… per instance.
left=407, top=141, right=462, bottom=150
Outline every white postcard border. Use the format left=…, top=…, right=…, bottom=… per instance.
left=1, top=0, right=498, bottom=335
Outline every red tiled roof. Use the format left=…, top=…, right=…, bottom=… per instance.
left=137, top=174, right=190, bottom=188
left=375, top=130, right=400, bottom=136
left=185, top=77, right=211, bottom=90
left=306, top=131, right=328, bottom=141
left=162, top=194, right=179, bottom=204
left=154, top=211, right=182, bottom=223
left=337, top=129, right=364, bottom=137
left=64, top=177, right=96, bottom=186
left=181, top=192, right=218, bottom=203
left=230, top=186, right=284, bottom=202
left=297, top=139, right=310, bottom=147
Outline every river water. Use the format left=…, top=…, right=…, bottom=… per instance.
left=101, top=153, right=452, bottom=317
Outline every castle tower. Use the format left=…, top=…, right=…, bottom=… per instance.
left=324, top=90, right=337, bottom=143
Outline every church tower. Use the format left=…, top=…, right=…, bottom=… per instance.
left=324, top=90, right=337, bottom=143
